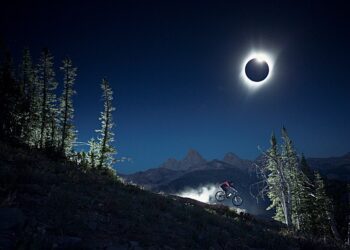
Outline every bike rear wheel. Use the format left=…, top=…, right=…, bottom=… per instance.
left=215, top=191, right=225, bottom=202
left=232, top=195, right=243, bottom=206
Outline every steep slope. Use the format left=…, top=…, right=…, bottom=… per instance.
left=0, top=141, right=346, bottom=249
left=156, top=160, right=271, bottom=217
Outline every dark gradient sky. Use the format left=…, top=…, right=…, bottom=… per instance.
left=1, top=1, right=350, bottom=173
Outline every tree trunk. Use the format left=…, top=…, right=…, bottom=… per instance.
left=60, top=66, right=69, bottom=154
left=278, top=161, right=292, bottom=227
left=40, top=62, right=47, bottom=148
left=327, top=209, right=341, bottom=241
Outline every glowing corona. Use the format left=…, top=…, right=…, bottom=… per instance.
left=241, top=51, right=274, bottom=88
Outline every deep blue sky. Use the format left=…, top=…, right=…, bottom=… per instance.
left=1, top=1, right=349, bottom=173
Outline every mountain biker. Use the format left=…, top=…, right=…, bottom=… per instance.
left=220, top=180, right=236, bottom=197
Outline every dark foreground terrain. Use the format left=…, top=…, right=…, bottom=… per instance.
left=0, top=141, right=347, bottom=249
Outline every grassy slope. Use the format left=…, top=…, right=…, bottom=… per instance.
left=0, top=141, right=346, bottom=249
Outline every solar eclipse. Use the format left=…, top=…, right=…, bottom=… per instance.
left=241, top=51, right=274, bottom=87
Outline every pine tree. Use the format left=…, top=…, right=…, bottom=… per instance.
left=30, top=68, right=43, bottom=147
left=298, top=155, right=316, bottom=233
left=266, top=132, right=292, bottom=226
left=47, top=112, right=59, bottom=149
left=76, top=151, right=88, bottom=166
left=0, top=52, right=23, bottom=139
left=18, top=48, right=33, bottom=142
left=87, top=138, right=99, bottom=168
left=19, top=48, right=42, bottom=146
left=313, top=171, right=333, bottom=241
left=281, top=127, right=304, bottom=230
left=96, top=78, right=116, bottom=169
left=59, top=57, right=77, bottom=156
left=300, top=154, right=313, bottom=180
left=37, top=49, right=58, bottom=149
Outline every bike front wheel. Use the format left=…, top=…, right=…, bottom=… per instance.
left=215, top=191, right=225, bottom=202
left=232, top=195, right=243, bottom=206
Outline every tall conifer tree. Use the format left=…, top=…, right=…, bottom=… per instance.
left=19, top=48, right=41, bottom=145
left=37, top=49, right=57, bottom=148
left=59, top=57, right=77, bottom=155
left=266, top=132, right=292, bottom=226
left=297, top=154, right=316, bottom=233
left=314, top=171, right=333, bottom=240
left=96, top=78, right=116, bottom=169
left=88, top=138, right=99, bottom=168
left=281, top=127, right=304, bottom=229
left=0, top=52, right=23, bottom=138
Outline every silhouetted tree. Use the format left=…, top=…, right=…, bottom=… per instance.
left=0, top=52, right=23, bottom=139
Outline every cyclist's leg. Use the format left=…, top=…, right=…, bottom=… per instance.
left=221, top=185, right=229, bottom=196
left=227, top=187, right=234, bottom=197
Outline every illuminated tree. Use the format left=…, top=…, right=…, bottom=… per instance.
left=265, top=132, right=292, bottom=226
left=297, top=155, right=316, bottom=233
left=96, top=78, right=116, bottom=169
left=59, top=57, right=77, bottom=155
left=281, top=127, right=309, bottom=230
left=314, top=172, right=341, bottom=242
left=19, top=49, right=42, bottom=146
left=88, top=138, right=99, bottom=168
left=18, top=48, right=33, bottom=142
left=37, top=48, right=58, bottom=148
left=313, top=172, right=333, bottom=239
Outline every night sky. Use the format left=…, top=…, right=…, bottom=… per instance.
left=1, top=1, right=349, bottom=173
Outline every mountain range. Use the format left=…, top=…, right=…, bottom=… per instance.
left=122, top=149, right=254, bottom=190
left=121, top=149, right=350, bottom=215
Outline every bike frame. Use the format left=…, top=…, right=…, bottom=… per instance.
left=224, top=186, right=238, bottom=196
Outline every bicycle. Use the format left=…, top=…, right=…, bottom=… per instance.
left=215, top=187, right=243, bottom=206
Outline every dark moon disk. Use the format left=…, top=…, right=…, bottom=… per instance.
left=245, top=58, right=269, bottom=82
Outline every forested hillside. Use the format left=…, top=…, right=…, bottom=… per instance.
left=0, top=141, right=347, bottom=249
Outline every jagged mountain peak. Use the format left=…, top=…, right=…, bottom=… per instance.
left=222, top=152, right=253, bottom=170
left=223, top=152, right=243, bottom=165
left=160, top=157, right=179, bottom=169
left=223, top=152, right=240, bottom=162
left=182, top=149, right=206, bottom=164
left=159, top=149, right=206, bottom=171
